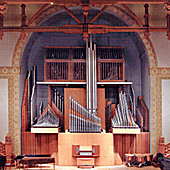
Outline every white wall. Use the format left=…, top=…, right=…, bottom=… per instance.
left=150, top=32, right=170, bottom=67
left=0, top=32, right=20, bottom=66
left=0, top=79, right=8, bottom=143
left=162, top=80, right=170, bottom=143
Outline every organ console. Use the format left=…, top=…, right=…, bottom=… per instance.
left=72, top=145, right=100, bottom=158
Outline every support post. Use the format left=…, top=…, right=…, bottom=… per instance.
left=0, top=3, right=6, bottom=40
left=158, top=135, right=165, bottom=155
left=20, top=4, right=27, bottom=39
left=144, top=4, right=150, bottom=39
left=5, top=134, right=12, bottom=164
left=165, top=3, right=170, bottom=40
left=21, top=4, right=27, bottom=26
left=82, top=5, right=90, bottom=41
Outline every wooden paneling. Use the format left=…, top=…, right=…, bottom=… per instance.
left=97, top=88, right=105, bottom=130
left=114, top=132, right=150, bottom=163
left=58, top=133, right=114, bottom=166
left=21, top=132, right=35, bottom=154
left=135, top=132, right=150, bottom=154
left=21, top=132, right=58, bottom=164
left=21, top=132, right=150, bottom=166
left=64, top=88, right=87, bottom=131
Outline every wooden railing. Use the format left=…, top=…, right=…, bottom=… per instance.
left=0, top=141, right=5, bottom=156
left=159, top=135, right=170, bottom=158
left=136, top=96, right=149, bottom=132
left=97, top=59, right=125, bottom=81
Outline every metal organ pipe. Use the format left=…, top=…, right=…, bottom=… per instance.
left=54, top=89, right=57, bottom=106
left=27, top=70, right=31, bottom=112
left=131, top=85, right=136, bottom=118
left=111, top=91, right=139, bottom=129
left=69, top=96, right=101, bottom=133
left=31, top=66, right=37, bottom=126
left=86, top=35, right=97, bottom=115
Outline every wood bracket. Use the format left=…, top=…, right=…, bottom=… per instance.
left=27, top=4, right=48, bottom=25
left=81, top=0, right=89, bottom=5
left=144, top=4, right=150, bottom=39
left=62, top=5, right=82, bottom=24
left=0, top=4, right=6, bottom=40
left=121, top=4, right=144, bottom=26
left=82, top=5, right=90, bottom=41
left=21, top=4, right=27, bottom=26
left=165, top=3, right=170, bottom=40
left=20, top=4, right=27, bottom=39
left=89, top=5, right=108, bottom=24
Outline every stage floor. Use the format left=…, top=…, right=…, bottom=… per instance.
left=7, top=165, right=160, bottom=170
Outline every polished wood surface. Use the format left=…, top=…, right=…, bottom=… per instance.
left=21, top=79, right=29, bottom=131
left=136, top=96, right=149, bottom=132
left=58, top=133, right=114, bottom=166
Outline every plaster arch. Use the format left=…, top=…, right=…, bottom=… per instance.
left=11, top=4, right=159, bottom=155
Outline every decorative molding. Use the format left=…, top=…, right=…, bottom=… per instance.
left=11, top=5, right=158, bottom=155
left=150, top=67, right=170, bottom=76
left=149, top=68, right=170, bottom=154
left=0, top=75, right=16, bottom=155
left=0, top=66, right=20, bottom=75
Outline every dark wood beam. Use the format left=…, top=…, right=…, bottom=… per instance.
left=62, top=6, right=82, bottom=24
left=89, top=5, right=108, bottom=24
left=27, top=4, right=49, bottom=25
left=0, top=25, right=168, bottom=33
left=121, top=4, right=144, bottom=26
left=3, top=0, right=168, bottom=5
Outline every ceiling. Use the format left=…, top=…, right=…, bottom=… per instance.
left=1, top=1, right=167, bottom=27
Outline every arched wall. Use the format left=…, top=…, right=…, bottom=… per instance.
left=10, top=5, right=159, bottom=155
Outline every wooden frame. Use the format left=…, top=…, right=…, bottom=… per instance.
left=44, top=46, right=125, bottom=82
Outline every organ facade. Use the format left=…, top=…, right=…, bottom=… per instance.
left=21, top=35, right=150, bottom=166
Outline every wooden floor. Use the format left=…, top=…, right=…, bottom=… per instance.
left=7, top=165, right=160, bottom=170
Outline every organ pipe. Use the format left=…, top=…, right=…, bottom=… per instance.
left=111, top=91, right=139, bottom=128
left=69, top=96, right=101, bottom=133
left=86, top=34, right=97, bottom=115
left=31, top=66, right=37, bottom=126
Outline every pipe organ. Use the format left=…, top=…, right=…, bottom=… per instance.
left=33, top=107, right=60, bottom=128
left=21, top=42, right=150, bottom=167
left=69, top=96, right=101, bottom=133
left=111, top=91, right=140, bottom=134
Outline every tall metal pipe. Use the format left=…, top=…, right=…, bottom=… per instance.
left=57, top=92, right=60, bottom=108
left=86, top=34, right=97, bottom=115
left=54, top=89, right=57, bottom=106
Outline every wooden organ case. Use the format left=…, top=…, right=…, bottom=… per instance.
left=21, top=45, right=150, bottom=167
